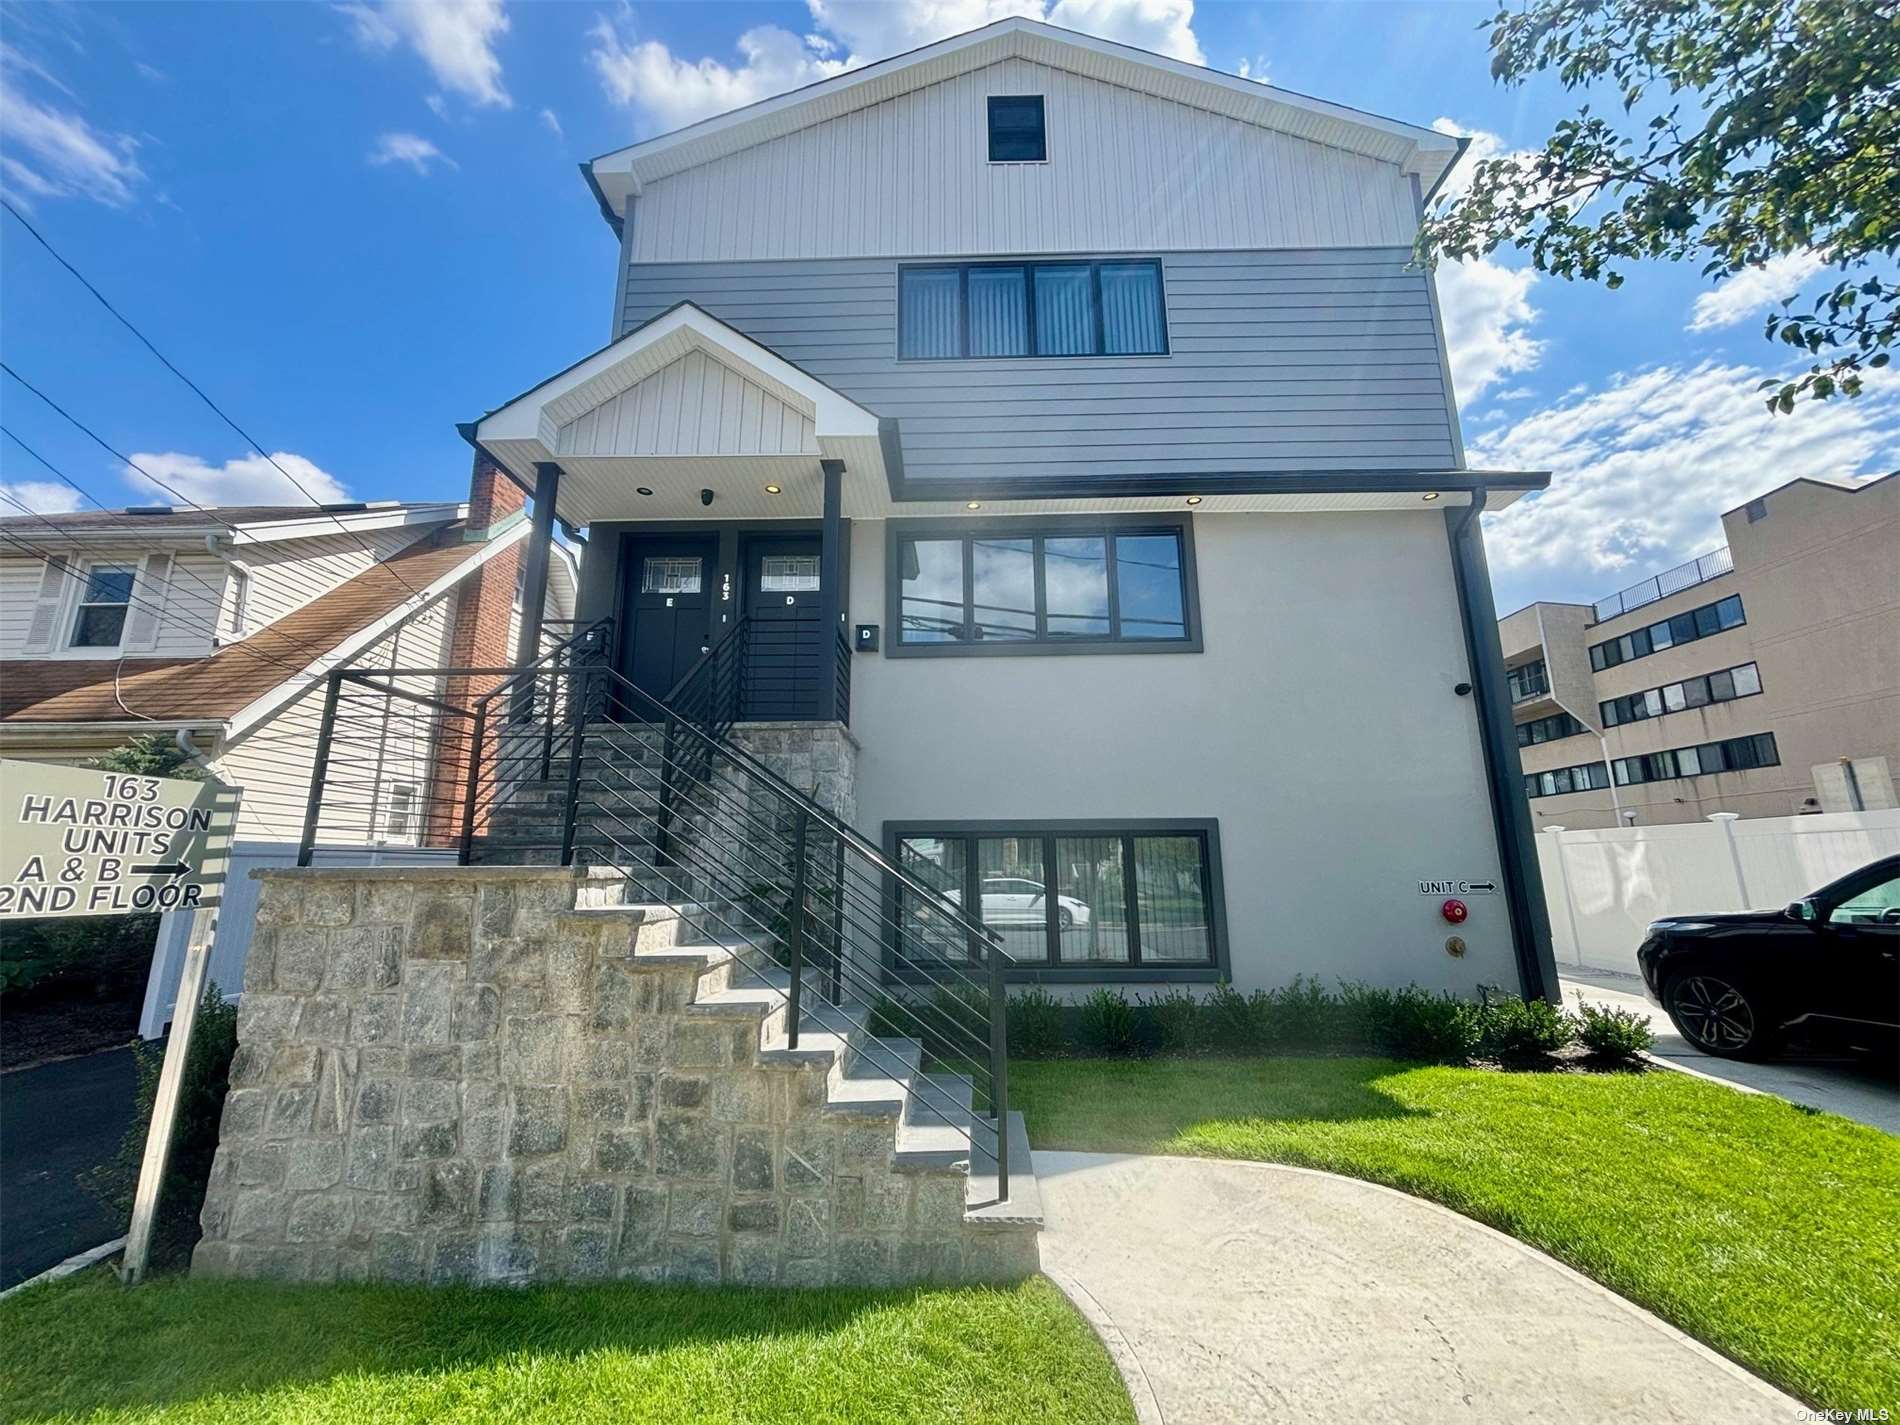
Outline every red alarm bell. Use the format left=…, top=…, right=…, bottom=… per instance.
left=1441, top=898, right=1469, bottom=925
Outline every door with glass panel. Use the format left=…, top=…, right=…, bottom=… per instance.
left=741, top=535, right=822, bottom=720
left=618, top=536, right=716, bottom=718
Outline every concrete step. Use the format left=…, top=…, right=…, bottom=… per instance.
left=894, top=1071, right=975, bottom=1171
left=826, top=1036, right=922, bottom=1119
left=964, top=1110, right=1041, bottom=1229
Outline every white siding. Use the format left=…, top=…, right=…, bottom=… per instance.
left=555, top=350, right=819, bottom=458
left=630, top=58, right=1418, bottom=264
left=238, top=526, right=424, bottom=635
left=0, top=548, right=226, bottom=659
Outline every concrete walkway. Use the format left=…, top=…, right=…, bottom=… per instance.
left=1036, top=1152, right=1797, bottom=1424
left=1562, top=971, right=1900, bottom=1135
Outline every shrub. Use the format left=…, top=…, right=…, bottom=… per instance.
left=1257, top=975, right=1341, bottom=1052
left=1144, top=987, right=1209, bottom=1056
left=1379, top=986, right=1482, bottom=1064
left=1577, top=1002, right=1654, bottom=1063
left=1076, top=987, right=1139, bottom=1055
left=1477, top=995, right=1574, bottom=1062
left=1203, top=981, right=1262, bottom=1053
left=1336, top=982, right=1395, bottom=1054
left=1008, top=985, right=1067, bottom=1058
left=80, top=982, right=237, bottom=1271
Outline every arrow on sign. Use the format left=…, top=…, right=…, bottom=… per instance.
left=1465, top=881, right=1498, bottom=893
left=132, top=861, right=191, bottom=877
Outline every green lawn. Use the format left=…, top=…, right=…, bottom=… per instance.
left=0, top=1271, right=1134, bottom=1425
left=1013, top=1056, right=1900, bottom=1410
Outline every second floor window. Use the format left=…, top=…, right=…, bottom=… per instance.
left=1507, top=659, right=1549, bottom=703
left=71, top=563, right=136, bottom=648
left=987, top=95, right=1046, bottom=162
left=899, top=260, right=1168, bottom=360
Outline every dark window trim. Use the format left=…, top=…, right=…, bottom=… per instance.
left=1589, top=594, right=1746, bottom=672
left=882, top=818, right=1229, bottom=984
left=884, top=513, right=1202, bottom=657
left=897, top=258, right=1169, bottom=361
left=1506, top=658, right=1550, bottom=703
left=1514, top=711, right=1588, bottom=748
left=1612, top=731, right=1780, bottom=788
left=987, top=94, right=1047, bottom=163
left=1523, top=759, right=1614, bottom=800
left=1599, top=661, right=1763, bottom=728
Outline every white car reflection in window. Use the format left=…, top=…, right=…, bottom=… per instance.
left=946, top=877, right=1092, bottom=929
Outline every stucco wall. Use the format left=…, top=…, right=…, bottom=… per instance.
left=844, top=509, right=1521, bottom=994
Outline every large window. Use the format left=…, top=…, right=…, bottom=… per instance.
left=1507, top=659, right=1550, bottom=704
left=890, top=518, right=1198, bottom=655
left=1614, top=732, right=1779, bottom=786
left=1524, top=760, right=1613, bottom=800
left=1601, top=661, right=1762, bottom=727
left=1590, top=594, right=1745, bottom=671
left=898, top=260, right=1168, bottom=360
left=1516, top=711, right=1588, bottom=748
left=70, top=562, right=136, bottom=648
left=890, top=821, right=1226, bottom=979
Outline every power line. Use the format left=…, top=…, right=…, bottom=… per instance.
left=0, top=198, right=434, bottom=603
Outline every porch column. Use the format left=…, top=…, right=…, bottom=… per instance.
left=514, top=461, right=561, bottom=668
left=816, top=458, right=845, bottom=722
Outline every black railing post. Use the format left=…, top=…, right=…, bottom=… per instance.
left=459, top=700, right=487, bottom=866
left=297, top=672, right=345, bottom=868
left=785, top=807, right=809, bottom=1049
left=988, top=929, right=1009, bottom=1202
left=559, top=669, right=590, bottom=867
left=539, top=660, right=558, bottom=782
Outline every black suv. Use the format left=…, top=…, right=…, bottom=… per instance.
left=1637, top=855, right=1900, bottom=1060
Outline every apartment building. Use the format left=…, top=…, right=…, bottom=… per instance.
left=1501, top=474, right=1899, bottom=828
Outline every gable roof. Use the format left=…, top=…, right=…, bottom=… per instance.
left=0, top=521, right=517, bottom=728
left=586, top=17, right=1462, bottom=224
left=0, top=500, right=465, bottom=544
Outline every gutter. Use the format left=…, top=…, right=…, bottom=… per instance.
left=1445, top=487, right=1562, bottom=1003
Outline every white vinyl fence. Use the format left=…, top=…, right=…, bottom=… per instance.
left=1537, top=810, right=1900, bottom=977
left=138, top=840, right=455, bottom=1039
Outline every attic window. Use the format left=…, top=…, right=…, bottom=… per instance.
left=988, top=95, right=1046, bottom=162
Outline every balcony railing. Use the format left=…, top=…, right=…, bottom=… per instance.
left=1592, top=547, right=1733, bottom=623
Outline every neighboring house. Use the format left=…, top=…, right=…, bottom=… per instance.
left=0, top=482, right=577, bottom=1031
left=1504, top=474, right=1899, bottom=828
left=456, top=17, right=1561, bottom=999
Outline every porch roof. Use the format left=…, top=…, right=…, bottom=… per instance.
left=471, top=302, right=888, bottom=525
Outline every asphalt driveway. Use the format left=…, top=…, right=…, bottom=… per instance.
left=1, top=1045, right=138, bottom=1289
left=1036, top=1151, right=1796, bottom=1424
left=1561, top=971, right=1900, bottom=1134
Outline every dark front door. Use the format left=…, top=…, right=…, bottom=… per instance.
left=742, top=535, right=822, bottom=720
left=618, top=536, right=717, bottom=717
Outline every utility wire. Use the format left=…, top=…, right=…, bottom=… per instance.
left=0, top=198, right=434, bottom=602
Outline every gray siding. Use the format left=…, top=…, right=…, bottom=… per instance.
left=620, top=248, right=1458, bottom=483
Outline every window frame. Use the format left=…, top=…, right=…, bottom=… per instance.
left=885, top=514, right=1202, bottom=657
left=1599, top=661, right=1763, bottom=728
left=1515, top=711, right=1588, bottom=748
left=1611, top=732, right=1780, bottom=788
left=987, top=94, right=1047, bottom=163
left=883, top=818, right=1229, bottom=984
left=67, top=559, right=138, bottom=651
left=896, top=258, right=1170, bottom=362
left=1589, top=593, right=1745, bottom=671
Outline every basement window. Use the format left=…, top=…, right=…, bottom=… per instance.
left=987, top=95, right=1046, bottom=162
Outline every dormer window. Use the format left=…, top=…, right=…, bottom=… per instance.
left=987, top=95, right=1045, bottom=162
left=70, top=562, right=136, bottom=648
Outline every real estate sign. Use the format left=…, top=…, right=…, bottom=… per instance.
left=0, top=758, right=238, bottom=919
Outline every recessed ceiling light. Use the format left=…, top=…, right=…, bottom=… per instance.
left=765, top=483, right=782, bottom=495
left=636, top=486, right=654, bottom=497
left=1422, top=492, right=1441, bottom=502
left=966, top=501, right=982, bottom=510
left=1185, top=495, right=1203, bottom=506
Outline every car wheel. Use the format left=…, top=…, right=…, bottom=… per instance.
left=1058, top=907, right=1074, bottom=931
left=1665, top=972, right=1771, bottom=1059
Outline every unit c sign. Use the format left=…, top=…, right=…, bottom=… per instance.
left=1418, top=878, right=1499, bottom=897
left=0, top=759, right=236, bottom=919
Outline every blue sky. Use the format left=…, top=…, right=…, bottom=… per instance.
left=2, top=0, right=1893, bottom=615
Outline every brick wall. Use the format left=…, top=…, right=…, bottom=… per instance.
left=424, top=454, right=526, bottom=846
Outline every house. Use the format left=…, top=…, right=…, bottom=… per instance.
left=0, top=484, right=577, bottom=1032
left=1504, top=473, right=1899, bottom=828
left=459, top=16, right=1559, bottom=1001
left=188, top=19, right=1565, bottom=1289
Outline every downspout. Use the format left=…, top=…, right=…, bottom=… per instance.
left=1446, top=488, right=1562, bottom=1003
left=204, top=534, right=252, bottom=643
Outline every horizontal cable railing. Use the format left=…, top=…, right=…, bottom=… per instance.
left=295, top=622, right=1009, bottom=1198
left=1592, top=546, right=1734, bottom=623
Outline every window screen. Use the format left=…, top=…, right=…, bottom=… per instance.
left=987, top=95, right=1045, bottom=162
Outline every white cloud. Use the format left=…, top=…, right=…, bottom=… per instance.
left=1688, top=250, right=1828, bottom=332
left=125, top=452, right=352, bottom=508
left=1436, top=255, right=1544, bottom=408
left=1235, top=55, right=1268, bottom=83
left=595, top=0, right=1206, bottom=130
left=342, top=0, right=510, bottom=108
left=0, top=79, right=144, bottom=207
left=1474, top=362, right=1898, bottom=598
left=367, top=131, right=455, bottom=174
left=539, top=107, right=562, bottom=138
left=0, top=479, right=85, bottom=515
